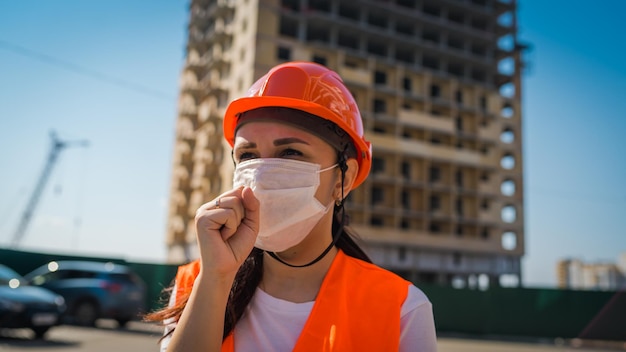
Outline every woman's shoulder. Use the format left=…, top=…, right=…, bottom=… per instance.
left=339, top=251, right=410, bottom=291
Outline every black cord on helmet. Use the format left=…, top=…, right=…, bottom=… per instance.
left=267, top=148, right=349, bottom=268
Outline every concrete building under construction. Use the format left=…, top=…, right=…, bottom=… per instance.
left=166, top=0, right=525, bottom=288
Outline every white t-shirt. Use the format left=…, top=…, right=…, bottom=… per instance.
left=161, top=284, right=437, bottom=351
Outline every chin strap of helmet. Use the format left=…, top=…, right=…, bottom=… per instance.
left=267, top=149, right=349, bottom=268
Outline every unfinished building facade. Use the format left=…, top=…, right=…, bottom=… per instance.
left=166, top=0, right=525, bottom=288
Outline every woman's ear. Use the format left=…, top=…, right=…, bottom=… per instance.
left=335, top=158, right=359, bottom=200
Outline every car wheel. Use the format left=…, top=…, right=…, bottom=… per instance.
left=116, top=318, right=130, bottom=328
left=32, top=326, right=50, bottom=339
left=73, top=301, right=98, bottom=326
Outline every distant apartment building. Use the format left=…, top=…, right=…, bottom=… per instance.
left=166, top=0, right=525, bottom=288
left=557, top=255, right=626, bottom=291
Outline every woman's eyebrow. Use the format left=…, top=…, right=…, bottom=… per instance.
left=274, top=137, right=310, bottom=146
left=236, top=141, right=257, bottom=149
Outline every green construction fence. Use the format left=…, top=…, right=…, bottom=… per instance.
left=1, top=247, right=624, bottom=341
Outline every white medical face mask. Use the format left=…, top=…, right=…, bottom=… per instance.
left=233, top=158, right=337, bottom=252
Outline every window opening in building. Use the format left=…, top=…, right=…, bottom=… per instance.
left=429, top=195, right=440, bottom=211
left=450, top=275, right=465, bottom=290
left=448, top=36, right=464, bottom=50
left=480, top=199, right=489, bottom=210
left=338, top=3, right=359, bottom=21
left=397, top=0, right=416, bottom=9
left=423, top=56, right=439, bottom=70
left=373, top=98, right=387, bottom=113
left=422, top=29, right=439, bottom=44
left=307, top=24, right=330, bottom=42
left=372, top=157, right=385, bottom=174
left=470, top=16, right=488, bottom=31
left=498, top=57, right=515, bottom=76
left=312, top=54, right=327, bottom=66
left=472, top=68, right=486, bottom=82
left=500, top=274, right=520, bottom=288
left=338, top=32, right=359, bottom=50
left=448, top=63, right=464, bottom=78
left=502, top=231, right=517, bottom=250
left=367, top=40, right=387, bottom=57
left=455, top=198, right=463, bottom=216
left=281, top=0, right=300, bottom=11
left=398, top=246, right=407, bottom=261
left=500, top=82, right=515, bottom=98
left=401, top=161, right=411, bottom=179
left=479, top=95, right=487, bottom=110
left=456, top=225, right=463, bottom=236
left=277, top=46, right=291, bottom=60
left=429, top=222, right=440, bottom=233
left=501, top=179, right=515, bottom=196
left=498, top=34, right=515, bottom=51
left=453, top=252, right=462, bottom=266
left=501, top=205, right=516, bottom=223
left=455, top=90, right=463, bottom=104
left=370, top=216, right=384, bottom=227
left=309, top=0, right=331, bottom=12
left=374, top=70, right=387, bottom=85
left=396, top=48, right=414, bottom=64
left=498, top=12, right=513, bottom=27
left=279, top=17, right=298, bottom=38
left=430, top=84, right=440, bottom=98
left=478, top=274, right=489, bottom=291
left=395, top=21, right=414, bottom=36
left=501, top=153, right=515, bottom=169
left=429, top=166, right=441, bottom=182
left=423, top=3, right=441, bottom=17
left=481, top=227, right=489, bottom=239
left=501, top=103, right=514, bottom=118
left=455, top=170, right=463, bottom=187
left=448, top=11, right=464, bottom=24
left=471, top=43, right=487, bottom=57
left=373, top=126, right=387, bottom=134
left=368, top=13, right=387, bottom=29
left=500, top=128, right=514, bottom=144
left=371, top=186, right=384, bottom=204
left=402, top=191, right=410, bottom=208
left=455, top=116, right=463, bottom=131
left=403, top=77, right=412, bottom=92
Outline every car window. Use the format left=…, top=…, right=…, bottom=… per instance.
left=104, top=273, right=132, bottom=282
left=65, top=269, right=97, bottom=279
left=0, top=265, right=25, bottom=286
left=30, top=270, right=64, bottom=285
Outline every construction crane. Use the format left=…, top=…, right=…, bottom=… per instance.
left=10, top=131, right=89, bottom=248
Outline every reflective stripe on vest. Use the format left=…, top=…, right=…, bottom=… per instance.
left=174, top=250, right=409, bottom=351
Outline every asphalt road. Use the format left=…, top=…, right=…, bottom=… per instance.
left=0, top=321, right=623, bottom=352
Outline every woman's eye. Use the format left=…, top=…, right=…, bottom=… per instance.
left=237, top=151, right=257, bottom=161
left=280, top=148, right=302, bottom=157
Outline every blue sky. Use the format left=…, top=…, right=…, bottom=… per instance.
left=0, top=1, right=624, bottom=287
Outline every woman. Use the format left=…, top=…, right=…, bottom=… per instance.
left=148, top=62, right=437, bottom=351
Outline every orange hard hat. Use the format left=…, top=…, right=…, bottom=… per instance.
left=223, top=61, right=372, bottom=189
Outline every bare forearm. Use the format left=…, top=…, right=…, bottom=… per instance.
left=167, top=274, right=234, bottom=352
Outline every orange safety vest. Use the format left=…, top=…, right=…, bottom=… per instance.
left=174, top=250, right=410, bottom=351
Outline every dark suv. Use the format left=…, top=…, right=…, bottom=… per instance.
left=26, top=261, right=146, bottom=327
